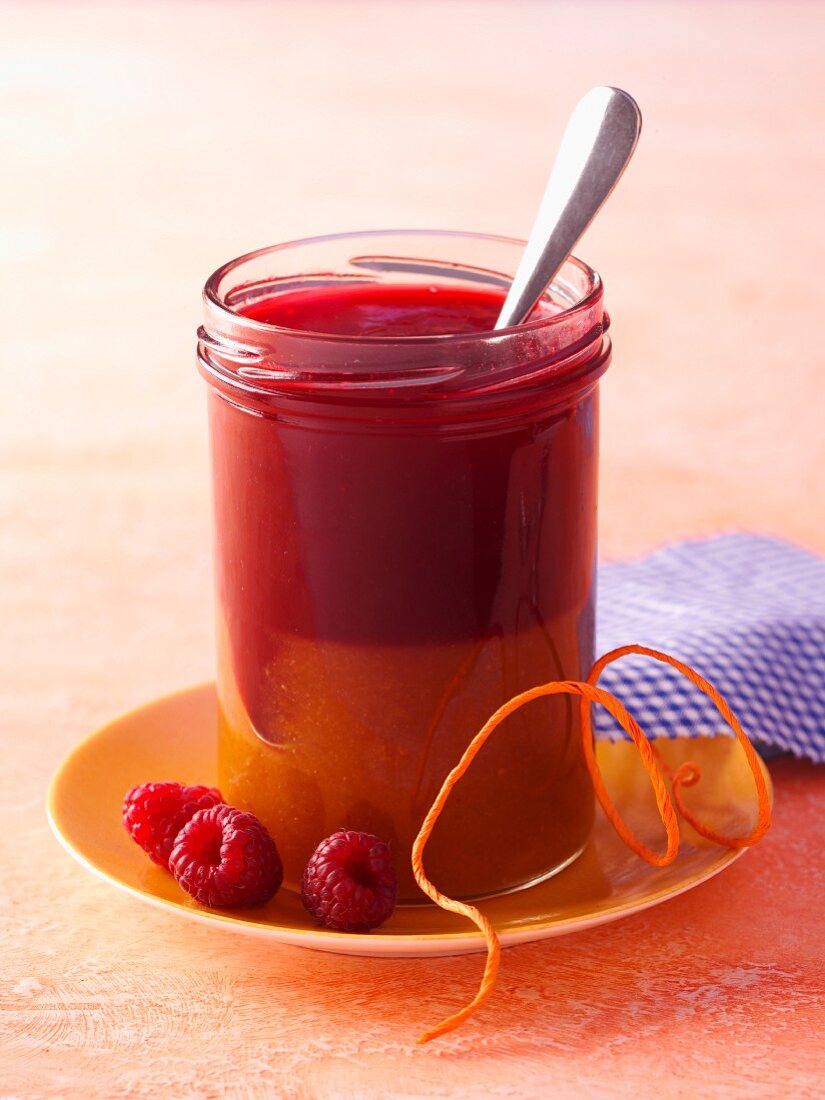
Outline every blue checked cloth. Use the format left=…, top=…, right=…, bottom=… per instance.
left=594, top=533, right=825, bottom=763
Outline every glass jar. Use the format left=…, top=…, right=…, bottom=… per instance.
left=197, top=230, right=610, bottom=902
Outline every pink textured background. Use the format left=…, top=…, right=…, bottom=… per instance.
left=2, top=2, right=824, bottom=1096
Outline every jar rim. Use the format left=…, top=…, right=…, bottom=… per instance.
left=202, top=228, right=603, bottom=347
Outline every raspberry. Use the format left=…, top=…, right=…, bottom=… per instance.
left=169, top=804, right=283, bottom=908
left=123, top=781, right=224, bottom=868
left=301, top=829, right=397, bottom=932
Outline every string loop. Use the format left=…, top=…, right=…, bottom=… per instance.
left=412, top=644, right=772, bottom=1044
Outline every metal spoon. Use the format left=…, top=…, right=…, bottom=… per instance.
left=495, top=86, right=642, bottom=330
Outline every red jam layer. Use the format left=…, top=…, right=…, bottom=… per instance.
left=241, top=280, right=539, bottom=336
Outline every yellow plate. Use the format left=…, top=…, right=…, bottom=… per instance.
left=47, top=683, right=771, bottom=958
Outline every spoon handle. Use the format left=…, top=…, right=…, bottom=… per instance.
left=494, top=86, right=642, bottom=330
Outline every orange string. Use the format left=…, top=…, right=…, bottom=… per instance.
left=411, top=644, right=772, bottom=1044
left=585, top=645, right=771, bottom=848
